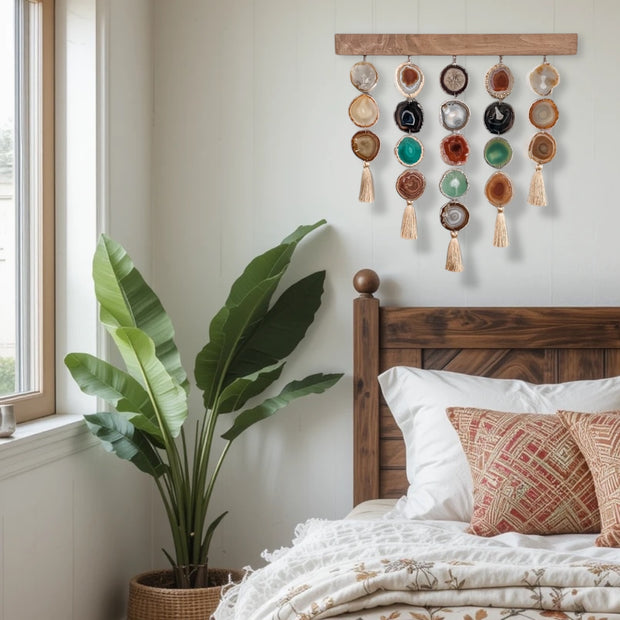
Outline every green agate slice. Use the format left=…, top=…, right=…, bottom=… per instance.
left=484, top=137, right=513, bottom=169
left=395, top=136, right=423, bottom=167
left=439, top=169, right=468, bottom=198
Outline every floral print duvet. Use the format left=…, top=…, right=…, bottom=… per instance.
left=214, top=518, right=620, bottom=620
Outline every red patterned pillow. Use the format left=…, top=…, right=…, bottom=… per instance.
left=447, top=407, right=600, bottom=536
left=558, top=410, right=620, bottom=547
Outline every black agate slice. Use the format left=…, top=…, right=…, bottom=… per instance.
left=484, top=102, right=514, bottom=135
left=394, top=99, right=424, bottom=133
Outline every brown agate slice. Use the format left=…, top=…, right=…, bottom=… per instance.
left=485, top=63, right=514, bottom=100
left=396, top=170, right=426, bottom=201
left=485, top=172, right=513, bottom=207
left=528, top=132, right=557, bottom=164
left=395, top=61, right=424, bottom=98
left=349, top=94, right=379, bottom=127
left=529, top=98, right=559, bottom=130
left=351, top=131, right=380, bottom=162
left=440, top=134, right=470, bottom=166
left=440, top=202, right=469, bottom=232
left=529, top=62, right=560, bottom=96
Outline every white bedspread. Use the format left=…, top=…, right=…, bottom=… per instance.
left=214, top=518, right=620, bottom=620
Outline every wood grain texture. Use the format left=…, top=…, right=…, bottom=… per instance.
left=381, top=307, right=620, bottom=349
left=335, top=33, right=578, bottom=56
left=353, top=295, right=620, bottom=504
left=353, top=294, right=380, bottom=506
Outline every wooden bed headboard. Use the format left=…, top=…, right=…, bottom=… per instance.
left=352, top=269, right=620, bottom=506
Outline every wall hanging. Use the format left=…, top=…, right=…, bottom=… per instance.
left=483, top=56, right=514, bottom=248
left=349, top=58, right=380, bottom=203
left=527, top=58, right=560, bottom=206
left=336, top=33, right=578, bottom=271
left=394, top=58, right=425, bottom=239
left=438, top=56, right=470, bottom=271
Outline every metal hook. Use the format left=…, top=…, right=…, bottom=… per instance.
left=363, top=54, right=367, bottom=62
left=543, top=55, right=548, bottom=63
left=499, top=55, right=503, bottom=64
left=452, top=55, right=457, bottom=64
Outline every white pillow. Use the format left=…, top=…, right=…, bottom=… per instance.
left=378, top=367, right=620, bottom=522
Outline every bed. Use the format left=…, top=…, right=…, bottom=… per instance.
left=214, top=269, right=620, bottom=619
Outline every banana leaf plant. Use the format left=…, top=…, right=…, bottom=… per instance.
left=64, top=220, right=342, bottom=588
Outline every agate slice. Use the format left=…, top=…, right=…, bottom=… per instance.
left=395, top=61, right=424, bottom=98
left=484, top=172, right=513, bottom=206
left=349, top=94, right=379, bottom=127
left=484, top=137, right=513, bottom=169
left=440, top=100, right=470, bottom=131
left=351, top=131, right=380, bottom=162
left=484, top=101, right=515, bottom=134
left=396, top=169, right=426, bottom=201
left=350, top=61, right=378, bottom=93
left=440, top=134, right=470, bottom=166
left=440, top=64, right=469, bottom=96
left=439, top=169, right=469, bottom=199
left=529, top=62, right=560, bottom=96
left=528, top=131, right=557, bottom=164
left=529, top=98, right=559, bottom=130
left=440, top=202, right=469, bottom=232
left=395, top=135, right=424, bottom=167
left=485, top=63, right=514, bottom=100
left=394, top=99, right=424, bottom=133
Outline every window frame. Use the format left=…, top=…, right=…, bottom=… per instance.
left=2, top=0, right=55, bottom=423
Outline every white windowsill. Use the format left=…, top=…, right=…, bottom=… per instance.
left=0, top=413, right=98, bottom=481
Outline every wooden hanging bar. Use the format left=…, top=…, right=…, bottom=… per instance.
left=335, top=33, right=578, bottom=57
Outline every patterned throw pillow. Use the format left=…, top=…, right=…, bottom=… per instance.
left=558, top=410, right=620, bottom=547
left=447, top=407, right=600, bottom=536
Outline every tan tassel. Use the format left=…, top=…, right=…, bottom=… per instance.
left=400, top=201, right=418, bottom=240
left=359, top=161, right=374, bottom=203
left=528, top=163, right=547, bottom=206
left=493, top=207, right=509, bottom=248
left=445, top=231, right=464, bottom=272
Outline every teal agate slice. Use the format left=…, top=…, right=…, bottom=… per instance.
left=484, top=137, right=513, bottom=169
left=439, top=169, right=468, bottom=198
left=395, top=136, right=423, bottom=167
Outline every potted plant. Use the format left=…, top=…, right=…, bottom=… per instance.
left=64, top=220, right=342, bottom=618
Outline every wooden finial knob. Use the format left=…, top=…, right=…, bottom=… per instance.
left=353, top=269, right=380, bottom=297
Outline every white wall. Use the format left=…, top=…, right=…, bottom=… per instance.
left=0, top=1, right=154, bottom=619
left=151, top=0, right=620, bottom=571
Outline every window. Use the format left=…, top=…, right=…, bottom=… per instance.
left=0, top=0, right=54, bottom=422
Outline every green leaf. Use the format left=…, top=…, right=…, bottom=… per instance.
left=201, top=511, right=228, bottom=559
left=226, top=220, right=325, bottom=307
left=111, top=326, right=188, bottom=439
left=195, top=276, right=282, bottom=408
left=93, top=235, right=189, bottom=392
left=195, top=221, right=326, bottom=408
left=64, top=352, right=163, bottom=441
left=216, top=363, right=285, bottom=413
left=227, top=271, right=326, bottom=380
left=280, top=219, right=326, bottom=246
left=221, top=373, right=343, bottom=442
left=84, top=412, right=167, bottom=478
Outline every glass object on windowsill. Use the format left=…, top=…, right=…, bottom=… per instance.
left=0, top=404, right=15, bottom=437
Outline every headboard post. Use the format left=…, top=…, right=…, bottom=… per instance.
left=353, top=270, right=381, bottom=505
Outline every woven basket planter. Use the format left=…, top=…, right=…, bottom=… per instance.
left=127, top=567, right=243, bottom=620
